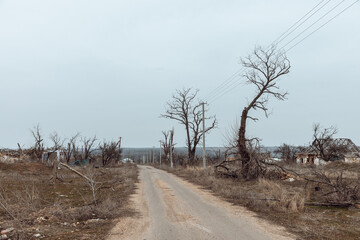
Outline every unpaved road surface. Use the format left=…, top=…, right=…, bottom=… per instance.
left=108, top=166, right=295, bottom=240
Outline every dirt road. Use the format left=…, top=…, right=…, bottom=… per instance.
left=107, top=166, right=295, bottom=240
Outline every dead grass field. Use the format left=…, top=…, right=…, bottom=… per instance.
left=159, top=164, right=360, bottom=240
left=0, top=161, right=138, bottom=239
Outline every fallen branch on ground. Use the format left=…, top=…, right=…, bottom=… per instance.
left=59, top=162, right=94, bottom=184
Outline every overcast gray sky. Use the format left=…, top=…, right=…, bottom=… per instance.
left=0, top=0, right=359, bottom=149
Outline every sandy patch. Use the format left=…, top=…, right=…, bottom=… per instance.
left=106, top=174, right=150, bottom=240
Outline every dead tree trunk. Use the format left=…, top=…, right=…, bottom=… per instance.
left=188, top=149, right=196, bottom=165
left=161, top=88, right=216, bottom=165
left=238, top=108, right=251, bottom=178
left=236, top=45, right=290, bottom=179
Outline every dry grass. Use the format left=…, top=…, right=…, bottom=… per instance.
left=160, top=164, right=360, bottom=240
left=0, top=161, right=138, bottom=239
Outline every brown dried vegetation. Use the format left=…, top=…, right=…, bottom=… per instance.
left=0, top=161, right=138, bottom=239
left=160, top=163, right=360, bottom=239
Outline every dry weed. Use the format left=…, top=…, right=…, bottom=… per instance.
left=0, top=161, right=138, bottom=239
left=159, top=164, right=360, bottom=239
left=257, top=178, right=305, bottom=212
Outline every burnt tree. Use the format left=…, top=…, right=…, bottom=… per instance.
left=64, top=133, right=80, bottom=164
left=81, top=136, right=97, bottom=163
left=48, top=131, right=64, bottom=157
left=160, top=129, right=175, bottom=164
left=30, top=124, right=44, bottom=161
left=238, top=45, right=290, bottom=179
left=161, top=88, right=216, bottom=165
left=99, top=137, right=122, bottom=166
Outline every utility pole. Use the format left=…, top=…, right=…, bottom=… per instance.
left=170, top=135, right=173, bottom=168
left=202, top=102, right=206, bottom=170
left=152, top=147, right=155, bottom=164
left=159, top=141, right=162, bottom=165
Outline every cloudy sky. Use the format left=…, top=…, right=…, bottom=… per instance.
left=0, top=0, right=359, bottom=149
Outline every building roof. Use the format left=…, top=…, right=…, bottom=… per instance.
left=298, top=138, right=360, bottom=158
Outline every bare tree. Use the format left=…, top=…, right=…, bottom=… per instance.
left=50, top=132, right=62, bottom=150
left=99, top=138, right=122, bottom=166
left=72, top=140, right=81, bottom=162
left=160, top=129, right=175, bottom=164
left=275, top=144, right=301, bottom=163
left=48, top=131, right=65, bottom=182
left=216, top=137, right=266, bottom=178
left=48, top=131, right=64, bottom=157
left=64, top=133, right=80, bottom=164
left=84, top=167, right=100, bottom=206
left=311, top=124, right=353, bottom=162
left=238, top=45, right=290, bottom=179
left=81, top=136, right=97, bottom=163
left=312, top=124, right=337, bottom=162
left=224, top=121, right=240, bottom=159
left=161, top=88, right=216, bottom=165
left=59, top=162, right=100, bottom=206
left=30, top=124, right=44, bottom=161
left=207, top=148, right=223, bottom=165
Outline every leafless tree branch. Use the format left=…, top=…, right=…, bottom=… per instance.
left=161, top=88, right=217, bottom=164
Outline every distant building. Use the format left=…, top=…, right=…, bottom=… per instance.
left=122, top=158, right=134, bottom=164
left=42, top=150, right=65, bottom=163
left=296, top=138, right=360, bottom=165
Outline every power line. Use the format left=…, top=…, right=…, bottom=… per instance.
left=285, top=0, right=359, bottom=52
left=208, top=79, right=243, bottom=104
left=208, top=78, right=242, bottom=104
left=205, top=69, right=243, bottom=100
left=272, top=0, right=327, bottom=45
left=205, top=0, right=333, bottom=103
left=273, top=0, right=333, bottom=46
left=279, top=0, right=347, bottom=51
left=207, top=0, right=358, bottom=104
left=205, top=69, right=245, bottom=102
